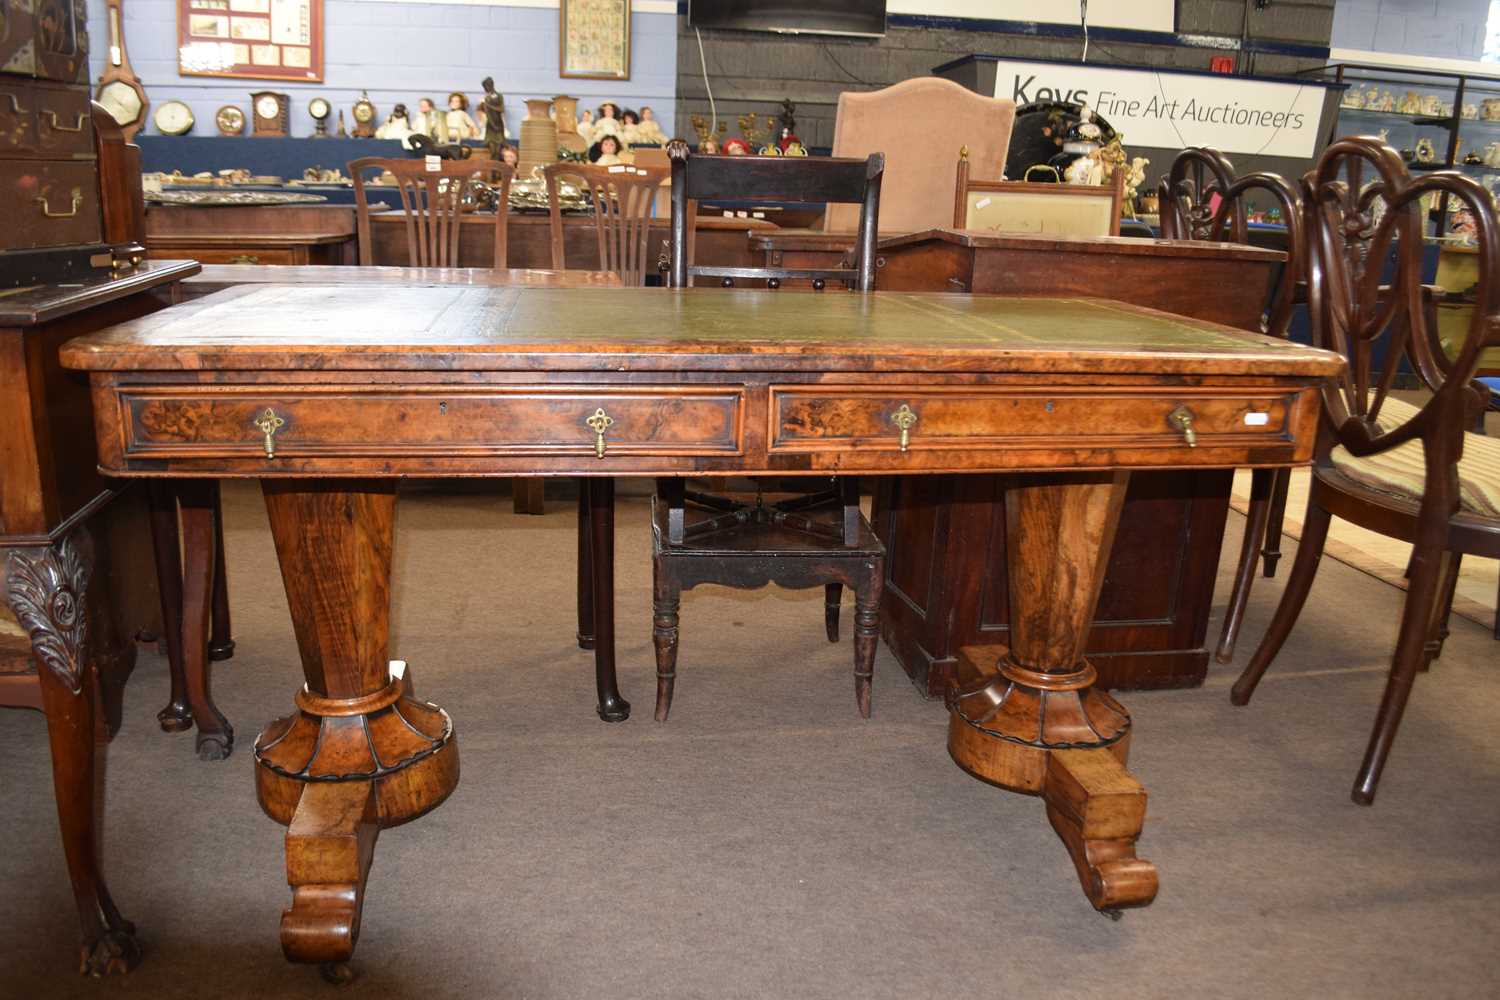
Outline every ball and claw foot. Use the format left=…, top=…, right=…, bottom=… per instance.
left=79, top=924, right=142, bottom=978
left=195, top=729, right=233, bottom=761
left=157, top=701, right=193, bottom=733
left=320, top=962, right=356, bottom=986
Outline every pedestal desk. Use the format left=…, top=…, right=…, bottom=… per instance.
left=61, top=286, right=1340, bottom=975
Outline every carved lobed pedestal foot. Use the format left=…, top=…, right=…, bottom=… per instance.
left=254, top=664, right=459, bottom=967
left=949, top=644, right=1158, bottom=912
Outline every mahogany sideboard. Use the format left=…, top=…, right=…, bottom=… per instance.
left=754, top=227, right=1288, bottom=693
left=61, top=285, right=1340, bottom=973
left=1, top=260, right=199, bottom=976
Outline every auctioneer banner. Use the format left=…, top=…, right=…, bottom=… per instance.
left=992, top=59, right=1327, bottom=159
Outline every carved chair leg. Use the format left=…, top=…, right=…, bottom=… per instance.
left=576, top=480, right=594, bottom=651
left=146, top=482, right=190, bottom=732
left=824, top=583, right=842, bottom=642
left=588, top=478, right=629, bottom=722
left=6, top=530, right=141, bottom=977
left=1425, top=552, right=1462, bottom=668
left=208, top=481, right=235, bottom=662
left=1231, top=498, right=1332, bottom=707
left=1216, top=468, right=1274, bottom=663
left=852, top=570, right=881, bottom=719
left=178, top=482, right=233, bottom=760
left=1261, top=467, right=1291, bottom=578
left=652, top=561, right=681, bottom=722
left=1354, top=548, right=1456, bottom=805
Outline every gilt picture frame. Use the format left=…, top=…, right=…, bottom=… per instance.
left=560, top=0, right=630, bottom=81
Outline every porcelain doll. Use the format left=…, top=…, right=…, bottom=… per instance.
left=498, top=144, right=519, bottom=169
left=375, top=103, right=413, bottom=143
left=412, top=97, right=438, bottom=138
left=442, top=92, right=479, bottom=142
left=619, top=109, right=641, bottom=144
left=590, top=134, right=626, bottom=165
left=591, top=103, right=623, bottom=142
left=634, top=106, right=668, bottom=145
left=700, top=137, right=720, bottom=154
left=722, top=137, right=751, bottom=156
left=578, top=108, right=596, bottom=144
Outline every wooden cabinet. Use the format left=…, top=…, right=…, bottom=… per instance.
left=873, top=469, right=1232, bottom=693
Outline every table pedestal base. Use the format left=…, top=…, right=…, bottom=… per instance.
left=256, top=482, right=459, bottom=969
left=947, top=472, right=1158, bottom=912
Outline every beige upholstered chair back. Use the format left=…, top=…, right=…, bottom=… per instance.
left=828, top=77, right=1015, bottom=234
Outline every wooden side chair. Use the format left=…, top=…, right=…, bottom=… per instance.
left=954, top=148, right=1124, bottom=237
left=626, top=140, right=887, bottom=722
left=542, top=161, right=670, bottom=286
left=350, top=156, right=514, bottom=268
left=1232, top=136, right=1500, bottom=804
left=1157, top=147, right=1302, bottom=663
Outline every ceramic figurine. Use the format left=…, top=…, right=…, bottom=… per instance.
left=374, top=103, right=414, bottom=144
left=783, top=141, right=807, bottom=156
left=723, top=137, right=751, bottom=156
left=1378, top=90, right=1396, bottom=112
left=1419, top=94, right=1443, bottom=116
left=1415, top=137, right=1436, bottom=163
left=1464, top=103, right=1480, bottom=120
left=1483, top=142, right=1500, bottom=167
left=1123, top=155, right=1149, bottom=203
left=635, top=106, right=668, bottom=145
left=1064, top=150, right=1104, bottom=186
left=1341, top=87, right=1364, bottom=110
left=480, top=77, right=507, bottom=154
left=1398, top=91, right=1421, bottom=115
left=1483, top=98, right=1500, bottom=121
left=442, top=92, right=479, bottom=142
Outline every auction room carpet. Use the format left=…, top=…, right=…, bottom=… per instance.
left=2, top=480, right=1497, bottom=999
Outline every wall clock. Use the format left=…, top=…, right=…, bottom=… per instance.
left=96, top=0, right=148, bottom=140
left=216, top=105, right=246, bottom=136
left=352, top=91, right=376, bottom=138
left=153, top=99, right=195, bottom=136
left=308, top=96, right=331, bottom=137
left=251, top=91, right=289, bottom=137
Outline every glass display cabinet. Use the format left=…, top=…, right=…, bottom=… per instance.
left=1303, top=62, right=1500, bottom=238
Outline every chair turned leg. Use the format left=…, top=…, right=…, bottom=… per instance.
left=652, top=565, right=681, bottom=722
left=1261, top=467, right=1291, bottom=577
left=1216, top=468, right=1274, bottom=663
left=1425, top=553, right=1462, bottom=669
left=588, top=478, right=629, bottom=722
left=1354, top=549, right=1455, bottom=805
left=146, top=483, right=191, bottom=732
left=824, top=583, right=842, bottom=642
left=207, top=481, right=235, bottom=662
left=1232, top=499, right=1332, bottom=706
left=576, top=481, right=595, bottom=651
left=853, top=571, right=882, bottom=719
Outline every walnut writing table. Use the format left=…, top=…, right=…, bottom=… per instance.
left=60, top=287, right=1340, bottom=972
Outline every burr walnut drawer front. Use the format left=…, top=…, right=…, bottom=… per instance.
left=1, top=160, right=102, bottom=249
left=768, top=387, right=1294, bottom=453
left=120, top=387, right=745, bottom=459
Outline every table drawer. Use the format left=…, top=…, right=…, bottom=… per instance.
left=121, top=386, right=745, bottom=460
left=0, top=81, right=39, bottom=154
left=31, top=85, right=93, bottom=157
left=148, top=247, right=302, bottom=265
left=768, top=387, right=1293, bottom=454
left=1, top=159, right=102, bottom=249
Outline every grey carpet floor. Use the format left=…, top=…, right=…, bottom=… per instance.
left=2, top=480, right=1498, bottom=1000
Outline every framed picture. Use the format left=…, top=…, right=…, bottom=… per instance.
left=560, top=0, right=630, bottom=81
left=177, top=0, right=324, bottom=83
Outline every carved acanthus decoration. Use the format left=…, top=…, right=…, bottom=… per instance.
left=5, top=533, right=92, bottom=695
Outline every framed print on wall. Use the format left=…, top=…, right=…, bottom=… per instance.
left=560, top=0, right=631, bottom=81
left=177, top=0, right=324, bottom=83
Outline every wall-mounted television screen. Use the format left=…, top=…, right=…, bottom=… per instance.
left=688, top=1, right=887, bottom=39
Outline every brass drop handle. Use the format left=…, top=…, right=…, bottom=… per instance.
left=254, top=408, right=286, bottom=459
left=1168, top=405, right=1197, bottom=448
left=34, top=189, right=82, bottom=218
left=891, top=403, right=918, bottom=452
left=586, top=407, right=614, bottom=459
left=2, top=94, right=29, bottom=115
left=41, top=110, right=86, bottom=133
left=228, top=254, right=261, bottom=264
